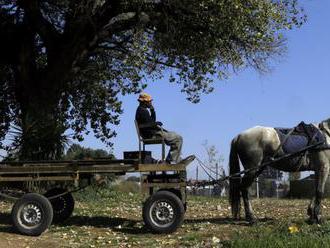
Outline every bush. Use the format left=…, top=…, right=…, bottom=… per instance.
left=111, top=181, right=140, bottom=193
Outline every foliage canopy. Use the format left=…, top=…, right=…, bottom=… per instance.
left=0, top=0, right=306, bottom=159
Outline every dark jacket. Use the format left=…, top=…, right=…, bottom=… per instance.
left=135, top=105, right=160, bottom=138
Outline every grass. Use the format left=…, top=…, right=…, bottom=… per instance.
left=223, top=221, right=330, bottom=248
left=2, top=188, right=330, bottom=247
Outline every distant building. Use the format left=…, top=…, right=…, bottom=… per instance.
left=250, top=179, right=289, bottom=198
left=289, top=175, right=330, bottom=198
left=187, top=180, right=228, bottom=197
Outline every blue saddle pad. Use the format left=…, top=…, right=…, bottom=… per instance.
left=282, top=135, right=308, bottom=154
left=275, top=122, right=325, bottom=154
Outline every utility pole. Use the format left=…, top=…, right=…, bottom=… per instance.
left=209, top=174, right=211, bottom=196
left=216, top=162, right=219, bottom=180
left=196, top=165, right=199, bottom=181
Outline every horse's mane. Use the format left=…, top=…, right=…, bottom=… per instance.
left=321, top=118, right=330, bottom=125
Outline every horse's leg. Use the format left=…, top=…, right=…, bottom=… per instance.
left=307, top=196, right=315, bottom=218
left=309, top=164, right=329, bottom=223
left=240, top=150, right=264, bottom=224
left=241, top=172, right=258, bottom=224
left=307, top=175, right=317, bottom=219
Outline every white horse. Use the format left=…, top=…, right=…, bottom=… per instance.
left=229, top=118, right=330, bottom=224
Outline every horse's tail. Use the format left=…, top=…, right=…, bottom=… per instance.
left=229, top=136, right=241, bottom=219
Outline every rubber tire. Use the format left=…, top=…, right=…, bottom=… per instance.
left=44, top=188, right=75, bottom=224
left=143, top=190, right=185, bottom=234
left=11, top=193, right=53, bottom=236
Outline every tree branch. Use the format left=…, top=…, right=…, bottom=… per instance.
left=17, top=0, right=60, bottom=50
left=145, top=56, right=177, bottom=68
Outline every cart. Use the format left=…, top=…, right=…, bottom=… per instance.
left=0, top=157, right=192, bottom=236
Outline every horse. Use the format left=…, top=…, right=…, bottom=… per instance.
left=229, top=118, right=330, bottom=224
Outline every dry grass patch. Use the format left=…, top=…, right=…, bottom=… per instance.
left=2, top=189, right=330, bottom=247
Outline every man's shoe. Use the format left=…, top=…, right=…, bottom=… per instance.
left=155, top=159, right=171, bottom=165
left=179, top=155, right=196, bottom=165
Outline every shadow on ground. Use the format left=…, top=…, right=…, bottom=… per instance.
left=0, top=212, right=315, bottom=235
left=185, top=217, right=275, bottom=226
left=59, top=215, right=146, bottom=234
left=0, top=212, right=15, bottom=234
left=55, top=215, right=275, bottom=234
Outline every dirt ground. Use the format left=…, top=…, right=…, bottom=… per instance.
left=1, top=191, right=330, bottom=248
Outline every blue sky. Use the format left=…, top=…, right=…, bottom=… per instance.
left=80, top=0, right=329, bottom=179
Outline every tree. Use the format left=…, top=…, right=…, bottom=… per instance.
left=63, top=144, right=114, bottom=160
left=201, top=141, right=228, bottom=196
left=0, top=0, right=306, bottom=159
left=202, top=140, right=225, bottom=180
left=63, top=144, right=116, bottom=185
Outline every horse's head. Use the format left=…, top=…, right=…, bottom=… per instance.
left=320, top=118, right=330, bottom=137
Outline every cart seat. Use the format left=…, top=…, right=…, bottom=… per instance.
left=142, top=138, right=164, bottom=144
left=135, top=120, right=165, bottom=163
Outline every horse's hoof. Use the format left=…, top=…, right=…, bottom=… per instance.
left=232, top=214, right=241, bottom=221
left=307, top=218, right=316, bottom=225
left=232, top=217, right=240, bottom=221
left=307, top=217, right=323, bottom=225
left=246, top=216, right=258, bottom=225
left=316, top=216, right=324, bottom=224
left=248, top=220, right=258, bottom=226
left=307, top=208, right=312, bottom=217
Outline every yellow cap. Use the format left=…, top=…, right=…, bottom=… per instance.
left=138, top=92, right=152, bottom=102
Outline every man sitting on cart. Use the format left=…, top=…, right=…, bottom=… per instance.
left=135, top=92, right=185, bottom=164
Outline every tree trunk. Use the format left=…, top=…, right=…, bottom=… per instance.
left=13, top=45, right=67, bottom=160
left=17, top=100, right=66, bottom=161
left=9, top=10, right=95, bottom=161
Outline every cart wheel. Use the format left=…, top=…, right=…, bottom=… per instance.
left=143, top=191, right=185, bottom=233
left=44, top=188, right=75, bottom=223
left=11, top=193, right=53, bottom=236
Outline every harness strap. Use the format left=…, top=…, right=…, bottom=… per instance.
left=271, top=128, right=295, bottom=160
